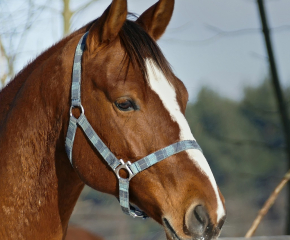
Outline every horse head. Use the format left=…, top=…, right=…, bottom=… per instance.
left=69, top=0, right=226, bottom=239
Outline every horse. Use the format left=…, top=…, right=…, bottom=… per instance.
left=0, top=0, right=226, bottom=239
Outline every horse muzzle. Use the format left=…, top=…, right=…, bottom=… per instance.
left=163, top=205, right=226, bottom=240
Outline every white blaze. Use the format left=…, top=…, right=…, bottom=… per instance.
left=146, top=59, right=225, bottom=222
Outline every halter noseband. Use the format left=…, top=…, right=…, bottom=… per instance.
left=65, top=32, right=203, bottom=219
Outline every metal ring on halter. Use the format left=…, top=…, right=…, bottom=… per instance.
left=129, top=205, right=149, bottom=219
left=70, top=104, right=85, bottom=120
left=115, top=159, right=135, bottom=181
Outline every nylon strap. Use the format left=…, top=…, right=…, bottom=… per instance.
left=65, top=32, right=203, bottom=219
left=65, top=32, right=88, bottom=162
left=71, top=32, right=88, bottom=105
left=117, top=140, right=202, bottom=217
left=130, top=140, right=201, bottom=175
left=78, top=114, right=121, bottom=170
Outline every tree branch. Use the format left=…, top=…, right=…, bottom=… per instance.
left=73, top=0, right=99, bottom=15
left=245, top=169, right=290, bottom=237
left=162, top=24, right=290, bottom=45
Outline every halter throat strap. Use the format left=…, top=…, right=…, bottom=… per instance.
left=65, top=32, right=203, bottom=219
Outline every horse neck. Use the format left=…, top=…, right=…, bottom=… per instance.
left=0, top=32, right=86, bottom=239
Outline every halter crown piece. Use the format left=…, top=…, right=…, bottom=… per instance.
left=65, top=32, right=203, bottom=219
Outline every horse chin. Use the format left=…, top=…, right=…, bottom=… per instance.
left=163, top=218, right=186, bottom=240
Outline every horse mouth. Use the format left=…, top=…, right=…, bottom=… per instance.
left=163, top=218, right=220, bottom=240
left=163, top=218, right=182, bottom=240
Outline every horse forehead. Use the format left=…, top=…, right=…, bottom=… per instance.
left=89, top=54, right=144, bottom=91
left=144, top=59, right=183, bottom=113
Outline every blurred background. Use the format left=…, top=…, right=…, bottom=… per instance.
left=0, top=0, right=289, bottom=239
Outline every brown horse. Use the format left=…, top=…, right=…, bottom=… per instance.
left=0, top=0, right=226, bottom=239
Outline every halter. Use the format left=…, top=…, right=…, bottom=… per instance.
left=65, top=32, right=203, bottom=219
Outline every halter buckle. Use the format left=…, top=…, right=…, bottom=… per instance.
left=115, top=159, right=135, bottom=181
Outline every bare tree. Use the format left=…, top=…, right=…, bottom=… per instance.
left=0, top=0, right=40, bottom=88
left=0, top=36, right=11, bottom=86
left=0, top=0, right=99, bottom=89
left=62, top=0, right=99, bottom=36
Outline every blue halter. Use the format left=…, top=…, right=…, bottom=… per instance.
left=65, top=32, right=202, bottom=219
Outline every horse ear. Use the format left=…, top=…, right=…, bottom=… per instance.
left=136, top=0, right=174, bottom=40
left=86, top=0, right=127, bottom=52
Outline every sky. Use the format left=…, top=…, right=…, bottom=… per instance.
left=1, top=0, right=290, bottom=101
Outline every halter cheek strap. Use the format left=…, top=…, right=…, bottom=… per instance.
left=65, top=32, right=203, bottom=219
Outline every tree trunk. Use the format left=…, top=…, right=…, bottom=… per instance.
left=62, top=0, right=73, bottom=36
left=0, top=37, right=14, bottom=86
left=257, top=0, right=290, bottom=234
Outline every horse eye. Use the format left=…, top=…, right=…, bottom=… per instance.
left=115, top=99, right=135, bottom=111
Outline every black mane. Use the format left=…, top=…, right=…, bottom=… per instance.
left=119, top=19, right=173, bottom=80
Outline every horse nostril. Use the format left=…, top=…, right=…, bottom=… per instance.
left=186, top=205, right=209, bottom=237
